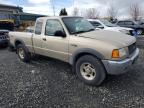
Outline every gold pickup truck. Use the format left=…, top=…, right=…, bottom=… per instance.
left=9, top=16, right=139, bottom=86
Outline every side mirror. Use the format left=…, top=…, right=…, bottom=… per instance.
left=54, top=30, right=66, bottom=37
left=97, top=25, right=104, bottom=29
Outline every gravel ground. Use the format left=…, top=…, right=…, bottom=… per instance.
left=0, top=47, right=144, bottom=108
left=137, top=36, right=144, bottom=48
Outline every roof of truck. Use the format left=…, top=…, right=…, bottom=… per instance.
left=37, top=16, right=83, bottom=20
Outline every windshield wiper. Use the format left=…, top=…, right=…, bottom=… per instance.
left=71, top=29, right=95, bottom=34
left=87, top=28, right=95, bottom=32
left=72, top=30, right=87, bottom=34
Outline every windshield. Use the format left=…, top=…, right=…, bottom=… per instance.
left=100, top=19, right=117, bottom=27
left=62, top=17, right=95, bottom=34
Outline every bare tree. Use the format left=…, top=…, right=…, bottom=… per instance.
left=51, top=0, right=55, bottom=16
left=85, top=8, right=100, bottom=19
left=72, top=7, right=79, bottom=16
left=129, top=3, right=142, bottom=21
left=107, top=4, right=118, bottom=21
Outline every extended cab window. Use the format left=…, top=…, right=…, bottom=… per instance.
left=35, top=20, right=43, bottom=35
left=45, top=19, right=64, bottom=36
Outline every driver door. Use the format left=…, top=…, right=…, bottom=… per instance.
left=41, top=19, right=69, bottom=62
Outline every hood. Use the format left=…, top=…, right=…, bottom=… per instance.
left=78, top=30, right=136, bottom=48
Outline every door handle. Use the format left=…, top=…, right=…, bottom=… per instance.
left=71, top=44, right=77, bottom=47
left=43, top=38, right=46, bottom=41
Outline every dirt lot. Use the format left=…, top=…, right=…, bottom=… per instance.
left=0, top=47, right=144, bottom=108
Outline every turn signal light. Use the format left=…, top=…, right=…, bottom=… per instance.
left=112, top=49, right=119, bottom=58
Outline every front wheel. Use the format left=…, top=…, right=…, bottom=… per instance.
left=17, top=44, right=30, bottom=62
left=75, top=55, right=106, bottom=86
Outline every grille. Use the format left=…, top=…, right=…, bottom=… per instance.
left=0, top=32, right=8, bottom=40
left=128, top=43, right=136, bottom=55
left=0, top=32, right=4, bottom=35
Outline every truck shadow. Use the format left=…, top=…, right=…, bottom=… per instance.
left=30, top=55, right=74, bottom=75
left=0, top=46, right=8, bottom=49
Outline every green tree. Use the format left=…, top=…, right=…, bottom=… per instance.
left=59, top=8, right=68, bottom=16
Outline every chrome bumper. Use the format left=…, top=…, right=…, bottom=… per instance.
left=102, top=48, right=139, bottom=75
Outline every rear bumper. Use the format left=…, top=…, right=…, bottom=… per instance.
left=102, top=48, right=139, bottom=75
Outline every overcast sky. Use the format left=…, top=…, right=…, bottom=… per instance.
left=1, top=0, right=144, bottom=19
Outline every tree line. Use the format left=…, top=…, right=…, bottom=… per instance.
left=59, top=2, right=143, bottom=21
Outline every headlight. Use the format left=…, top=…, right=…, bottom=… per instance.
left=112, top=48, right=127, bottom=58
left=119, top=48, right=127, bottom=57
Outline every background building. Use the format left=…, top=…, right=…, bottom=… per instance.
left=0, top=4, right=46, bottom=30
left=0, top=4, right=22, bottom=20
left=0, top=4, right=23, bottom=14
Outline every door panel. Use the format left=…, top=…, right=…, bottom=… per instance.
left=33, top=34, right=44, bottom=55
left=42, top=36, right=69, bottom=62
left=41, top=19, right=69, bottom=62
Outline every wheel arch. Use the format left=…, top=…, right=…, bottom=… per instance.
left=69, top=48, right=105, bottom=66
left=14, top=39, right=25, bottom=48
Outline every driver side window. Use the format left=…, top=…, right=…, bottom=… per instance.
left=45, top=19, right=64, bottom=36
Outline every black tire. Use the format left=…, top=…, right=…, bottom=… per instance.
left=16, top=44, right=30, bottom=62
left=75, top=55, right=106, bottom=86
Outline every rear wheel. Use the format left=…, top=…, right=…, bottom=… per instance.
left=75, top=55, right=106, bottom=86
left=17, top=44, right=30, bottom=62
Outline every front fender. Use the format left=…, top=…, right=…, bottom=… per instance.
left=69, top=48, right=105, bottom=65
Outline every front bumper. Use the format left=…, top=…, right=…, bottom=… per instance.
left=102, top=48, right=139, bottom=75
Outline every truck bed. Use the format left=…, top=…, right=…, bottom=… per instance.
left=9, top=31, right=33, bottom=50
